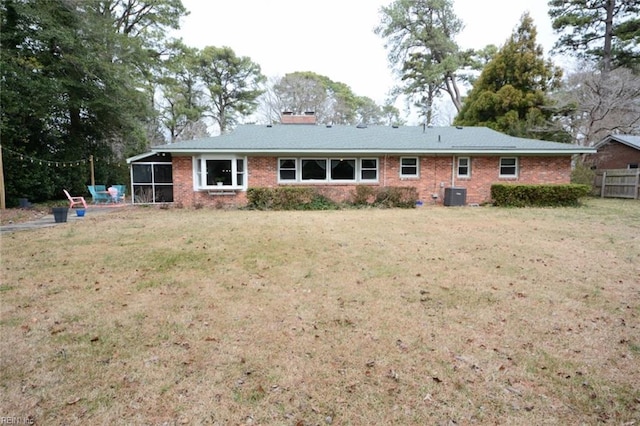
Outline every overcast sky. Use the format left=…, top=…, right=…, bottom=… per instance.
left=175, top=0, right=558, bottom=122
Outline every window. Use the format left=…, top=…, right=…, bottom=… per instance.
left=206, top=159, right=232, bottom=185
left=499, top=157, right=518, bottom=177
left=279, top=159, right=297, bottom=181
left=628, top=163, right=639, bottom=169
left=194, top=156, right=246, bottom=189
left=131, top=162, right=173, bottom=203
left=400, top=157, right=419, bottom=177
left=277, top=158, right=379, bottom=182
left=457, top=157, right=470, bottom=178
left=236, top=159, right=245, bottom=186
left=331, top=159, right=356, bottom=180
left=302, top=159, right=327, bottom=180
left=360, top=158, right=378, bottom=181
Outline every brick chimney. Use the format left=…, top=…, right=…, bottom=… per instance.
left=281, top=111, right=316, bottom=125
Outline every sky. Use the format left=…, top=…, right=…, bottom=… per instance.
left=175, top=0, right=559, bottom=121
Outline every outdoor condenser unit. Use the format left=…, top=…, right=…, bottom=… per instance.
left=444, top=187, right=467, bottom=206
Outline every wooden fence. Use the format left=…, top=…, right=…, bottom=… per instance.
left=594, top=169, right=640, bottom=199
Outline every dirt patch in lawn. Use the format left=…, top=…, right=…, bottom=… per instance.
left=0, top=207, right=49, bottom=225
left=1, top=199, right=639, bottom=424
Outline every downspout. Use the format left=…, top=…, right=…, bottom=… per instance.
left=451, top=155, right=456, bottom=188
left=383, top=155, right=388, bottom=186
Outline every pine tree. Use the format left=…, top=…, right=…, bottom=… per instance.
left=454, top=14, right=565, bottom=140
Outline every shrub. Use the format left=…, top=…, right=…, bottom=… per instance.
left=491, top=184, right=591, bottom=207
left=247, top=187, right=338, bottom=210
left=351, top=186, right=418, bottom=208
left=352, top=185, right=377, bottom=206
left=374, top=187, right=418, bottom=208
left=248, top=186, right=418, bottom=210
left=571, top=163, right=596, bottom=192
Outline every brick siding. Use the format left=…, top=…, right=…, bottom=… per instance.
left=171, top=155, right=572, bottom=207
left=585, top=141, right=640, bottom=169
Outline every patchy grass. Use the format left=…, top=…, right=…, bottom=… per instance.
left=1, top=198, right=639, bottom=425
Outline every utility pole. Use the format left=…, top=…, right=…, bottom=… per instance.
left=0, top=145, right=5, bottom=210
left=90, top=155, right=95, bottom=187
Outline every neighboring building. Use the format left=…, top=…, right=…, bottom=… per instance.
left=127, top=114, right=595, bottom=207
left=585, top=134, right=640, bottom=170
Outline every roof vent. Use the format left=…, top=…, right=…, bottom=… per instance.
left=356, top=123, right=367, bottom=129
left=266, top=124, right=272, bottom=128
left=326, top=124, right=332, bottom=128
left=456, top=126, right=463, bottom=129
left=392, top=124, right=399, bottom=128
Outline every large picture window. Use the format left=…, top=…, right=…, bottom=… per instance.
left=302, top=159, right=327, bottom=180
left=195, top=156, right=247, bottom=189
left=331, top=159, right=356, bottom=180
left=278, top=158, right=378, bottom=183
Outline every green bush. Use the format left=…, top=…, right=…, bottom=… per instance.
left=247, top=187, right=338, bottom=210
left=571, top=163, right=596, bottom=192
left=247, top=186, right=419, bottom=210
left=491, top=184, right=591, bottom=207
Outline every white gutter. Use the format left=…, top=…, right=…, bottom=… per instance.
left=154, top=148, right=597, bottom=156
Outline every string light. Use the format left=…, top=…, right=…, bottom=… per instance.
left=1, top=146, right=123, bottom=168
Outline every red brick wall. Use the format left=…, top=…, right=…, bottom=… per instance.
left=585, top=141, right=640, bottom=169
left=171, top=155, right=572, bottom=207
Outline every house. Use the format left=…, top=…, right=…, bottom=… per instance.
left=585, top=134, right=640, bottom=170
left=127, top=114, right=595, bottom=207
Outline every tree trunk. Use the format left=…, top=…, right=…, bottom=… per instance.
left=603, top=0, right=615, bottom=72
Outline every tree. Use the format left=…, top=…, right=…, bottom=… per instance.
left=454, top=14, right=565, bottom=140
left=266, top=71, right=386, bottom=125
left=354, top=97, right=383, bottom=125
left=549, top=0, right=640, bottom=71
left=381, top=102, right=405, bottom=126
left=198, top=46, right=265, bottom=134
left=272, top=72, right=332, bottom=123
left=0, top=0, right=187, bottom=205
left=553, top=66, right=640, bottom=145
left=157, top=41, right=204, bottom=142
left=375, top=0, right=466, bottom=124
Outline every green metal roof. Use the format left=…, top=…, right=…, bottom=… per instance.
left=150, top=125, right=596, bottom=155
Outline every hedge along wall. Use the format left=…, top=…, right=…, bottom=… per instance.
left=491, top=184, right=591, bottom=207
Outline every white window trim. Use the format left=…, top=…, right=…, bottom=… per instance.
left=193, top=155, right=248, bottom=190
left=278, top=158, right=298, bottom=182
left=457, top=157, right=471, bottom=178
left=499, top=157, right=518, bottom=178
left=400, top=157, right=419, bottom=178
left=360, top=158, right=379, bottom=182
left=277, top=158, right=379, bottom=183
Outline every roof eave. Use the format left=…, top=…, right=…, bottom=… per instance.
left=153, top=148, right=597, bottom=156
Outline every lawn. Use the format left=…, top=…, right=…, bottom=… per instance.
left=1, top=198, right=639, bottom=425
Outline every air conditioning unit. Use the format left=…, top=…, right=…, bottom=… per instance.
left=444, top=187, right=467, bottom=206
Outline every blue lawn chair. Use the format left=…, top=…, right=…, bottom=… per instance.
left=87, top=185, right=110, bottom=204
left=113, top=185, right=127, bottom=202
